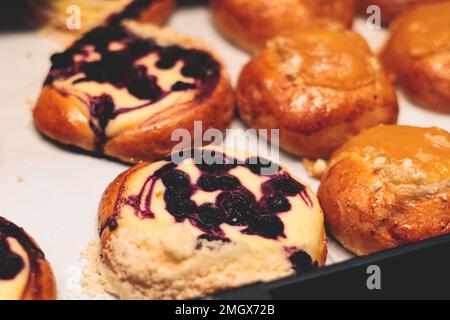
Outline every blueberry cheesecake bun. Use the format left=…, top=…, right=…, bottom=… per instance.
left=318, top=125, right=450, bottom=256
left=98, top=147, right=327, bottom=299
left=0, top=217, right=56, bottom=300
left=33, top=22, right=234, bottom=163
left=380, top=1, right=450, bottom=113
left=236, top=25, right=399, bottom=159
left=40, top=0, right=175, bottom=32
left=211, top=0, right=355, bottom=53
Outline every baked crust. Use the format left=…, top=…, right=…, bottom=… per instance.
left=236, top=27, right=399, bottom=159
left=97, top=147, right=327, bottom=299
left=137, top=0, right=175, bottom=25
left=211, top=0, right=355, bottom=53
left=22, top=259, right=57, bottom=300
left=381, top=2, right=450, bottom=112
left=33, top=23, right=235, bottom=163
left=380, top=2, right=450, bottom=113
left=357, top=0, right=445, bottom=25
left=42, top=0, right=175, bottom=32
left=0, top=217, right=57, bottom=300
left=318, top=125, right=450, bottom=256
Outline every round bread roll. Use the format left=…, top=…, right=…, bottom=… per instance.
left=0, top=216, right=56, bottom=300
left=33, top=22, right=234, bottom=163
left=318, top=125, right=450, bottom=256
left=357, top=0, right=446, bottom=25
left=236, top=27, right=399, bottom=159
left=40, top=0, right=175, bottom=32
left=211, top=0, right=356, bottom=53
left=98, top=147, right=327, bottom=299
left=380, top=1, right=450, bottom=113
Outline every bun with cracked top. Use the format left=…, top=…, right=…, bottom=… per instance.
left=380, top=1, right=450, bottom=113
left=318, top=125, right=450, bottom=256
left=236, top=25, right=399, bottom=159
left=211, top=0, right=355, bottom=53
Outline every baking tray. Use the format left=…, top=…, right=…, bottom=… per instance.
left=0, top=2, right=449, bottom=300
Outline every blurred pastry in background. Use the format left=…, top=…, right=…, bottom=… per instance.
left=236, top=25, right=399, bottom=159
left=98, top=147, right=327, bottom=299
left=211, top=0, right=355, bottom=53
left=357, top=0, right=446, bottom=25
left=318, top=125, right=450, bottom=256
left=380, top=1, right=450, bottom=113
left=33, top=22, right=234, bottom=163
left=39, top=0, right=175, bottom=32
left=0, top=216, right=56, bottom=300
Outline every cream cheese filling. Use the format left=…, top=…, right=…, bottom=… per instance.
left=52, top=51, right=199, bottom=138
left=115, top=153, right=325, bottom=264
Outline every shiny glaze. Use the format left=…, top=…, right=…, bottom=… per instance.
left=45, top=24, right=221, bottom=151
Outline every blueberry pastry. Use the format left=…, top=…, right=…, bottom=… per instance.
left=380, top=2, right=450, bottom=113
left=319, top=125, right=450, bottom=255
left=211, top=0, right=355, bottom=53
left=98, top=147, right=327, bottom=299
left=236, top=25, right=399, bottom=159
left=33, top=22, right=234, bottom=163
left=40, top=0, right=175, bottom=32
left=0, top=216, right=56, bottom=300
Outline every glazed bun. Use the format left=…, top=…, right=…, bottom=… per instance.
left=33, top=22, right=234, bottom=163
left=236, top=26, right=399, bottom=159
left=318, top=125, right=450, bottom=256
left=381, top=1, right=450, bottom=113
left=357, top=0, right=446, bottom=25
left=211, top=0, right=356, bottom=53
left=0, top=217, right=56, bottom=300
left=41, top=0, right=175, bottom=32
left=98, top=147, right=327, bottom=299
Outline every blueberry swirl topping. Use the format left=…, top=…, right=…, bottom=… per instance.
left=104, top=150, right=313, bottom=242
left=45, top=24, right=221, bottom=151
left=0, top=217, right=45, bottom=281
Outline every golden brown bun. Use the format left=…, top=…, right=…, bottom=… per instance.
left=0, top=217, right=57, bottom=300
left=211, top=0, right=355, bottom=53
left=318, top=125, right=450, bottom=256
left=380, top=2, right=450, bottom=113
left=357, top=0, right=446, bottom=25
left=137, top=0, right=175, bottom=25
left=33, top=23, right=235, bottom=164
left=236, top=27, right=399, bottom=159
left=42, top=0, right=175, bottom=32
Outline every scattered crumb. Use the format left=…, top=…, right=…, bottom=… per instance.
left=80, top=240, right=111, bottom=299
left=424, top=133, right=450, bottom=149
left=25, top=99, right=35, bottom=110
left=416, top=149, right=433, bottom=163
left=17, top=176, right=24, bottom=183
left=279, top=54, right=302, bottom=79
left=441, top=193, right=448, bottom=202
left=372, top=157, right=387, bottom=169
left=373, top=181, right=383, bottom=191
left=303, top=159, right=328, bottom=179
